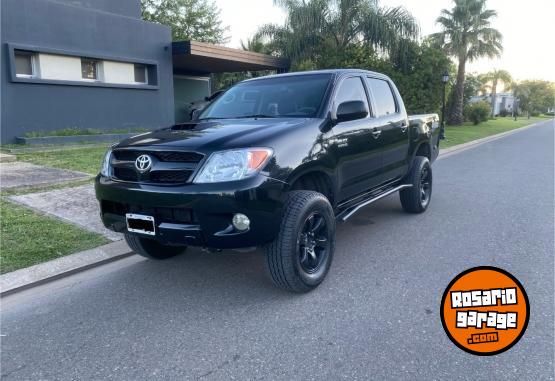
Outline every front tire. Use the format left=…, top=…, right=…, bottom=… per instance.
left=124, top=233, right=187, bottom=260
left=399, top=156, right=432, bottom=213
left=266, top=191, right=335, bottom=293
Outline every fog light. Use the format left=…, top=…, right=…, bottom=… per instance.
left=232, top=213, right=250, bottom=231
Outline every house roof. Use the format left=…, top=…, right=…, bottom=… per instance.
left=172, top=41, right=290, bottom=75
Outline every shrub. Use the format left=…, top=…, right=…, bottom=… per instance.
left=498, top=109, right=510, bottom=117
left=465, top=101, right=491, bottom=125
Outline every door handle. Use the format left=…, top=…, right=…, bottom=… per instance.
left=391, top=121, right=408, bottom=133
left=371, top=128, right=381, bottom=139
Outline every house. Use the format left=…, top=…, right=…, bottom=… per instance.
left=0, top=0, right=289, bottom=143
left=469, top=92, right=515, bottom=116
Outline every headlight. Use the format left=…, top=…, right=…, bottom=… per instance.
left=100, top=149, right=112, bottom=177
left=194, top=148, right=273, bottom=183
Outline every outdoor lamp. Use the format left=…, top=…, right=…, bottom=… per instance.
left=442, top=71, right=450, bottom=83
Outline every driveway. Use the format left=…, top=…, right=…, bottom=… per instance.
left=1, top=120, right=553, bottom=380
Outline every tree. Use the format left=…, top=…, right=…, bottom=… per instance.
left=432, top=0, right=503, bottom=125
left=255, top=0, right=419, bottom=70
left=240, top=36, right=271, bottom=54
left=480, top=69, right=512, bottom=116
left=463, top=72, right=487, bottom=106
left=141, top=0, right=228, bottom=43
left=513, top=80, right=555, bottom=117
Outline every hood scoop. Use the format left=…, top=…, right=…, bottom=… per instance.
left=170, top=121, right=221, bottom=133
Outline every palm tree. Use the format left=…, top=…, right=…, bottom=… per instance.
left=255, top=0, right=419, bottom=68
left=240, top=36, right=270, bottom=54
left=432, top=0, right=503, bottom=125
left=480, top=69, right=512, bottom=117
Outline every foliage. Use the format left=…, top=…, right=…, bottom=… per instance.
left=17, top=146, right=109, bottom=175
left=480, top=69, right=512, bottom=116
left=240, top=35, right=272, bottom=54
left=141, top=0, right=228, bottom=43
left=498, top=109, right=510, bottom=117
left=24, top=127, right=149, bottom=138
left=513, top=80, right=555, bottom=116
left=464, top=101, right=490, bottom=124
left=255, top=0, right=419, bottom=70
left=213, top=37, right=275, bottom=90
left=463, top=73, right=487, bottom=105
left=431, top=0, right=503, bottom=125
left=0, top=199, right=108, bottom=274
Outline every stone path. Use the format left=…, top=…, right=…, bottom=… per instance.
left=9, top=184, right=122, bottom=241
left=0, top=153, right=16, bottom=163
left=0, top=162, right=90, bottom=189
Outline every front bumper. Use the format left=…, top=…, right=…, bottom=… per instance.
left=95, top=174, right=286, bottom=249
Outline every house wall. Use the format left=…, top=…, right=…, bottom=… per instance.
left=0, top=0, right=174, bottom=143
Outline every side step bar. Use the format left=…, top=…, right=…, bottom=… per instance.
left=336, top=184, right=413, bottom=222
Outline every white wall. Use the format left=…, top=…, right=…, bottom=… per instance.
left=37, top=53, right=82, bottom=81
left=102, top=60, right=135, bottom=84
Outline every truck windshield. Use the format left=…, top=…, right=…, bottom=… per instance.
left=198, top=74, right=332, bottom=120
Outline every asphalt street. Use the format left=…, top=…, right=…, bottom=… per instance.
left=1, top=120, right=554, bottom=380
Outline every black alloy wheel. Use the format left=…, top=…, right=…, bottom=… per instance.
left=298, top=212, right=330, bottom=274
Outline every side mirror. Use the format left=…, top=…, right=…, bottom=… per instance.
left=334, top=100, right=368, bottom=123
left=191, top=108, right=202, bottom=121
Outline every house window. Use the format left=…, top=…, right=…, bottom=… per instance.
left=134, top=64, right=147, bottom=84
left=15, top=51, right=36, bottom=77
left=81, top=59, right=99, bottom=80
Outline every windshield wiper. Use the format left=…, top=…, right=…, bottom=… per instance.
left=235, top=114, right=278, bottom=119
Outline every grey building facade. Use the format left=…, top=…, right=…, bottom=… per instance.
left=1, top=0, right=174, bottom=143
left=1, top=0, right=290, bottom=144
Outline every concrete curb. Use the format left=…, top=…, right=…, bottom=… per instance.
left=0, top=240, right=132, bottom=297
left=1, top=119, right=550, bottom=296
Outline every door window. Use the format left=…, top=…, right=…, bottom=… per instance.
left=334, top=77, right=369, bottom=112
left=366, top=78, right=397, bottom=116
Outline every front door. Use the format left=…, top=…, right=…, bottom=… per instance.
left=365, top=77, right=410, bottom=183
left=330, top=76, right=383, bottom=202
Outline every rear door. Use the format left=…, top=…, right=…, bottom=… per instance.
left=365, top=77, right=410, bottom=183
left=330, top=76, right=383, bottom=202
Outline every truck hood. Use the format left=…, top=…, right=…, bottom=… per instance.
left=116, top=118, right=315, bottom=152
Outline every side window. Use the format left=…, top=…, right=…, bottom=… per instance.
left=334, top=77, right=369, bottom=112
left=366, top=78, right=397, bottom=116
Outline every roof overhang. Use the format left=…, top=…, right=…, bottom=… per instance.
left=172, top=41, right=290, bottom=75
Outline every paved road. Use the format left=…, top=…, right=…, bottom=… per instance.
left=2, top=120, right=554, bottom=380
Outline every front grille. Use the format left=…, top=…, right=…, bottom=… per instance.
left=113, top=167, right=138, bottom=182
left=110, top=149, right=203, bottom=185
left=150, top=170, right=193, bottom=184
left=101, top=200, right=195, bottom=224
left=112, top=150, right=203, bottom=163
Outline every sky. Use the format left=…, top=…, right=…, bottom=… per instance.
left=214, top=0, right=555, bottom=82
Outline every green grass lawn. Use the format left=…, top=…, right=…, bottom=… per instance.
left=16, top=146, right=108, bottom=175
left=0, top=199, right=109, bottom=274
left=442, top=117, right=549, bottom=148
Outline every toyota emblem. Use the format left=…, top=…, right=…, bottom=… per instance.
left=135, top=154, right=152, bottom=172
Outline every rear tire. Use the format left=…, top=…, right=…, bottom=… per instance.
left=124, top=233, right=187, bottom=260
left=400, top=156, right=432, bottom=213
left=266, top=191, right=335, bottom=293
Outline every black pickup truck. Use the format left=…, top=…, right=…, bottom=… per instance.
left=95, top=69, right=440, bottom=292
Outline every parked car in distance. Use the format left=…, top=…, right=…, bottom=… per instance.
left=95, top=69, right=440, bottom=292
left=188, top=90, right=225, bottom=120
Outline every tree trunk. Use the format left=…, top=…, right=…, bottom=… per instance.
left=490, top=80, right=497, bottom=117
left=448, top=56, right=466, bottom=125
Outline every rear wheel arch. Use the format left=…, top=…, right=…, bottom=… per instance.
left=413, top=142, right=432, bottom=161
